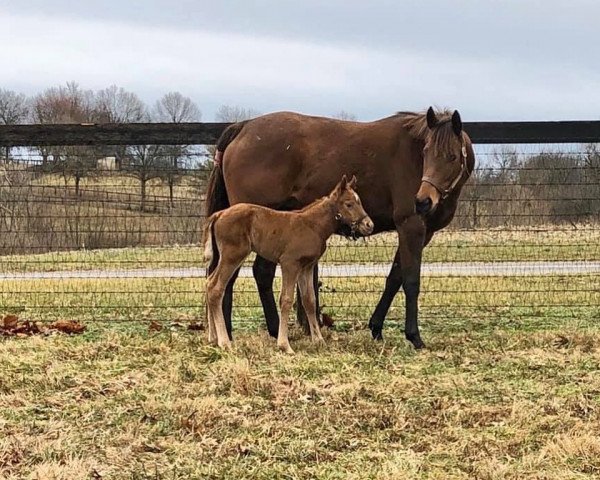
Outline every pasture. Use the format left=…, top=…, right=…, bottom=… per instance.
left=1, top=124, right=599, bottom=479
left=2, top=313, right=600, bottom=479
left=1, top=232, right=598, bottom=477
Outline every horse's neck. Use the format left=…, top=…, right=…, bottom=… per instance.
left=300, top=197, right=338, bottom=238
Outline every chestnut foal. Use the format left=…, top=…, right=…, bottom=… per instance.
left=204, top=175, right=374, bottom=352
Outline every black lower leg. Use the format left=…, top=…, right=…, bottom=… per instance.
left=403, top=276, right=424, bottom=349
left=222, top=268, right=239, bottom=340
left=253, top=256, right=279, bottom=338
left=369, top=262, right=402, bottom=341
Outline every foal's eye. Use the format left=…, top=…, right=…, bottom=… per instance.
left=345, top=202, right=354, bottom=208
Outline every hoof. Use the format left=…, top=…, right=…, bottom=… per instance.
left=278, top=343, right=295, bottom=355
left=218, top=340, right=232, bottom=350
left=371, top=328, right=383, bottom=341
left=407, top=335, right=425, bottom=350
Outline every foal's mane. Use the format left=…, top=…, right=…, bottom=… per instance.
left=297, top=195, right=331, bottom=213
left=395, top=110, right=459, bottom=155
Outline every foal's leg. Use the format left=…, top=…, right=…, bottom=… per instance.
left=278, top=264, right=300, bottom=354
left=296, top=263, right=321, bottom=334
left=207, top=253, right=247, bottom=349
left=206, top=279, right=217, bottom=345
left=298, top=266, right=324, bottom=343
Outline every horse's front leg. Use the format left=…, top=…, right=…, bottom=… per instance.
left=398, top=215, right=426, bottom=349
left=369, top=215, right=426, bottom=349
left=368, top=250, right=403, bottom=341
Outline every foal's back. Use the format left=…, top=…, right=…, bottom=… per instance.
left=211, top=203, right=326, bottom=265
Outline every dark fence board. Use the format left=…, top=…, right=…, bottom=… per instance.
left=2, top=120, right=600, bottom=146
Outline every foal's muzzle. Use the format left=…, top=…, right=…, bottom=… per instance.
left=355, top=216, right=374, bottom=236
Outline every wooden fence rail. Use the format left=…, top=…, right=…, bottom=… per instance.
left=2, top=120, right=600, bottom=147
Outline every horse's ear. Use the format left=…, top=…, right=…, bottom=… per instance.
left=451, top=110, right=463, bottom=136
left=348, top=175, right=357, bottom=189
left=426, top=106, right=438, bottom=129
left=333, top=175, right=347, bottom=195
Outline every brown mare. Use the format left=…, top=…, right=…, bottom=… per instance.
left=204, top=176, right=373, bottom=352
left=206, top=107, right=475, bottom=349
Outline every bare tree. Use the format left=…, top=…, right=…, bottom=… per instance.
left=124, top=145, right=167, bottom=211
left=214, top=105, right=261, bottom=122
left=0, top=89, right=29, bottom=163
left=96, top=85, right=146, bottom=123
left=154, top=93, right=201, bottom=207
left=31, top=82, right=98, bottom=192
left=332, top=110, right=357, bottom=121
left=154, top=92, right=201, bottom=123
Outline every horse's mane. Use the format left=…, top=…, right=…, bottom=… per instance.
left=395, top=109, right=458, bottom=155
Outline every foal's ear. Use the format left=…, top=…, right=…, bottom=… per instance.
left=451, top=110, right=463, bottom=136
left=426, top=106, right=438, bottom=129
left=348, top=175, right=357, bottom=189
left=333, top=175, right=347, bottom=196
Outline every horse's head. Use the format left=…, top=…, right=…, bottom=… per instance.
left=331, top=175, right=374, bottom=236
left=415, top=107, right=475, bottom=215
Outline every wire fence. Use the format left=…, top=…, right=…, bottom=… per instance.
left=0, top=140, right=598, bottom=329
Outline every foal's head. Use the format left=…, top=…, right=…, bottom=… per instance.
left=330, top=175, right=374, bottom=236
left=415, top=107, right=475, bottom=215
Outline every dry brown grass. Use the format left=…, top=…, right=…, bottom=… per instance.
left=1, top=314, right=600, bottom=479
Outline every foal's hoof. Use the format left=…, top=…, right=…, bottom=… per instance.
left=278, top=344, right=295, bottom=355
left=218, top=340, right=232, bottom=350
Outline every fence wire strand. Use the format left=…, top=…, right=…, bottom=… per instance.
left=0, top=142, right=598, bottom=327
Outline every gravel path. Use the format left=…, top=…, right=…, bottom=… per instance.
left=1, top=261, right=598, bottom=280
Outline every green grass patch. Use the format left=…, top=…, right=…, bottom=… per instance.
left=1, top=314, right=600, bottom=478
left=1, top=227, right=598, bottom=273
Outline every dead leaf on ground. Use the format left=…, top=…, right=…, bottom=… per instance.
left=149, top=321, right=163, bottom=332
left=187, top=322, right=205, bottom=331
left=2, top=314, right=19, bottom=330
left=1, top=316, right=44, bottom=336
left=49, top=320, right=86, bottom=334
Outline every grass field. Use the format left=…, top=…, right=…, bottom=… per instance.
left=1, top=227, right=599, bottom=274
left=1, top=275, right=598, bottom=326
left=2, top=312, right=600, bottom=479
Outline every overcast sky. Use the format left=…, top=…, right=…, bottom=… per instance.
left=1, top=0, right=599, bottom=121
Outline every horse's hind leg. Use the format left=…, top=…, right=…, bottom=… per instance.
left=207, top=252, right=247, bottom=349
left=296, top=264, right=321, bottom=335
left=253, top=256, right=279, bottom=338
left=278, top=264, right=300, bottom=354
left=206, top=276, right=217, bottom=345
left=298, top=266, right=323, bottom=343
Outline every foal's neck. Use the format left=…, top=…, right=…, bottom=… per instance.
left=300, top=196, right=339, bottom=238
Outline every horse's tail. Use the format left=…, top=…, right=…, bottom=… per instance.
left=203, top=212, right=221, bottom=267
left=205, top=120, right=249, bottom=217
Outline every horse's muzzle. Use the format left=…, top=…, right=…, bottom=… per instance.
left=415, top=197, right=433, bottom=215
left=357, top=217, right=374, bottom=236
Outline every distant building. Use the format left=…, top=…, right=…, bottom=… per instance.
left=97, top=156, right=118, bottom=170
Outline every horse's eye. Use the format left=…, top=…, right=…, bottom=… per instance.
left=345, top=202, right=353, bottom=208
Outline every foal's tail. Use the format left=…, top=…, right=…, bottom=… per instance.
left=203, top=213, right=221, bottom=268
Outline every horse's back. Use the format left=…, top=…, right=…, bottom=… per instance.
left=223, top=111, right=403, bottom=217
